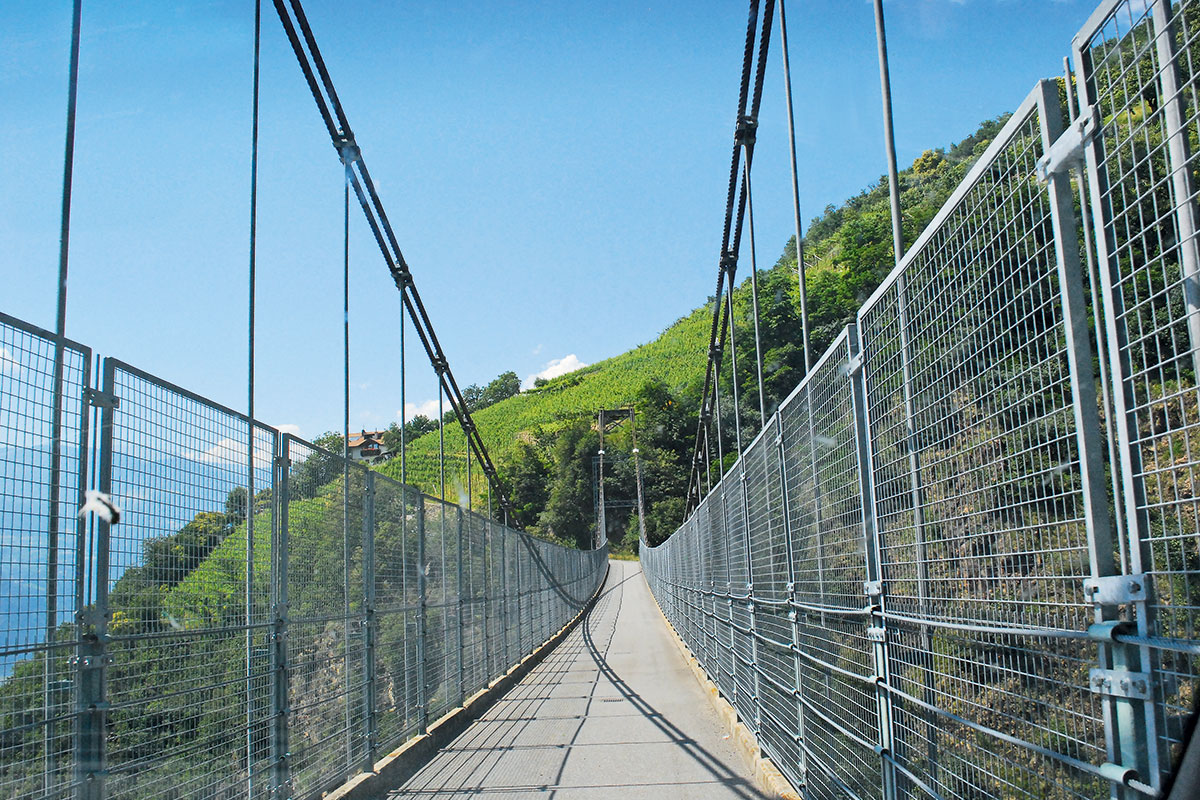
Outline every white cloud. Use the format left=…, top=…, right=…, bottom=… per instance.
left=523, top=354, right=588, bottom=389
left=276, top=423, right=302, bottom=437
left=0, top=347, right=20, bottom=376
left=400, top=399, right=440, bottom=420
left=190, top=436, right=272, bottom=468
left=532, top=343, right=544, bottom=356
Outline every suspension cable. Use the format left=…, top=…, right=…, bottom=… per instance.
left=684, top=0, right=776, bottom=518
left=744, top=163, right=766, bottom=425
left=270, top=0, right=520, bottom=525
left=778, top=0, right=811, bottom=376
left=243, top=0, right=261, bottom=792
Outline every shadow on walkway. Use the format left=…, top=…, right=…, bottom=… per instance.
left=384, top=560, right=766, bottom=799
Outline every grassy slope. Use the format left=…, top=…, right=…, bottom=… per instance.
left=376, top=302, right=717, bottom=501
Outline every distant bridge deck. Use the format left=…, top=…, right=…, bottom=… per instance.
left=380, top=560, right=767, bottom=800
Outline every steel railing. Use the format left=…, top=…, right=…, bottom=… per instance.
left=0, top=317, right=607, bottom=800
left=644, top=3, right=1200, bottom=797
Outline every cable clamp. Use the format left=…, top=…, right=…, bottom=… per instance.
left=336, top=133, right=361, bottom=165
left=735, top=114, right=757, bottom=147
left=431, top=357, right=448, bottom=376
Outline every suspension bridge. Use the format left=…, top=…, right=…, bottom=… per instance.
left=3, top=1, right=1200, bottom=799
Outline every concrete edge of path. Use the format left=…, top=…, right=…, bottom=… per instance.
left=325, top=561, right=612, bottom=800
left=644, top=573, right=802, bottom=800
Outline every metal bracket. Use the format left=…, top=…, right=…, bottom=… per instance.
left=1083, top=574, right=1148, bottom=605
left=1036, top=104, right=1100, bottom=182
left=846, top=353, right=863, bottom=377
left=392, top=268, right=413, bottom=290
left=83, top=387, right=119, bottom=410
left=735, top=114, right=757, bottom=147
left=336, top=135, right=360, bottom=165
left=868, top=627, right=887, bottom=643
left=1089, top=668, right=1152, bottom=701
left=863, top=580, right=883, bottom=597
left=76, top=607, right=109, bottom=629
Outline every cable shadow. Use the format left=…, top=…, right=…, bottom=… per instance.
left=558, top=562, right=768, bottom=799
left=386, top=564, right=766, bottom=798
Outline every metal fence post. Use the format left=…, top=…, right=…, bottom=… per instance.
left=482, top=518, right=491, bottom=683
left=271, top=437, right=292, bottom=800
left=739, top=461, right=761, bottom=734
left=456, top=506, right=465, bottom=707
left=847, top=325, right=898, bottom=800
left=774, top=412, right=807, bottom=786
left=361, top=471, right=377, bottom=772
left=500, top=525, right=510, bottom=669
left=416, top=492, right=428, bottom=735
left=1038, top=76, right=1161, bottom=794
left=75, top=359, right=115, bottom=800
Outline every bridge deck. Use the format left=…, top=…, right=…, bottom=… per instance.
left=380, top=559, right=767, bottom=799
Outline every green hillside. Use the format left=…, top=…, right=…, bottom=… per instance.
left=376, top=300, right=712, bottom=498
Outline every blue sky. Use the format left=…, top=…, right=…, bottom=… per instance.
left=3, top=0, right=1095, bottom=441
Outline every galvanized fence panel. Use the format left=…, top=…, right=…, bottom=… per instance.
left=1074, top=0, right=1200, bottom=787
left=368, top=472, right=422, bottom=758
left=100, top=360, right=277, bottom=800
left=645, top=55, right=1200, bottom=799
left=0, top=313, right=90, bottom=800
left=278, top=435, right=368, bottom=799
left=858, top=85, right=1111, bottom=799
left=784, top=329, right=882, bottom=799
left=0, top=324, right=606, bottom=800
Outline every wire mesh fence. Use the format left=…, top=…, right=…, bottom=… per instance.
left=0, top=312, right=91, bottom=800
left=0, top=332, right=607, bottom=800
left=1075, top=0, right=1200, bottom=787
left=645, top=4, right=1200, bottom=794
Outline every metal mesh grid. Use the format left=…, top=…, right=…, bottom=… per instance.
left=0, top=311, right=606, bottom=800
left=103, top=361, right=276, bottom=800
left=858, top=93, right=1109, bottom=797
left=422, top=495, right=459, bottom=723
left=784, top=331, right=882, bottom=797
left=280, top=436, right=368, bottom=799
left=1075, top=0, right=1200, bottom=780
left=368, top=474, right=421, bottom=756
left=644, top=50, right=1200, bottom=799
left=0, top=313, right=89, bottom=800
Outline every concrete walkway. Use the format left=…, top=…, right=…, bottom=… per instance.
left=381, top=559, right=768, bottom=799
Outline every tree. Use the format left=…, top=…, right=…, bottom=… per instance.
left=505, top=439, right=551, bottom=527
left=481, top=370, right=521, bottom=407
left=289, top=431, right=345, bottom=498
left=461, top=383, right=484, bottom=413
left=537, top=420, right=598, bottom=549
